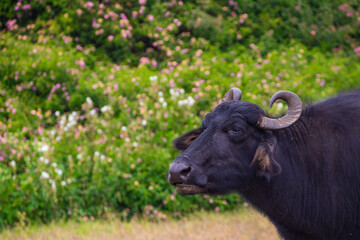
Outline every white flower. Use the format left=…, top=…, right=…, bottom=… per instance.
left=121, top=126, right=127, bottom=131
left=50, top=180, right=56, bottom=190
left=90, top=109, right=96, bottom=115
left=40, top=156, right=44, bottom=162
left=125, top=138, right=130, bottom=142
left=10, top=161, right=16, bottom=167
left=44, top=158, right=50, bottom=164
left=187, top=96, right=195, bottom=106
left=41, top=171, right=50, bottom=179
left=101, top=105, right=111, bottom=112
left=159, top=97, right=165, bottom=103
left=100, top=155, right=106, bottom=160
left=86, top=97, right=93, bottom=105
left=158, top=91, right=163, bottom=96
left=39, top=144, right=50, bottom=152
left=50, top=130, right=56, bottom=136
left=61, top=181, right=67, bottom=186
left=162, top=102, right=167, bottom=108
left=178, top=96, right=195, bottom=107
left=170, top=88, right=184, bottom=98
left=77, top=154, right=82, bottom=159
left=149, top=75, right=158, bottom=81
left=133, top=142, right=138, bottom=147
left=52, top=163, right=57, bottom=168
left=59, top=116, right=66, bottom=126
left=95, top=151, right=100, bottom=156
left=277, top=103, right=284, bottom=109
left=142, top=120, right=147, bottom=126
left=55, top=169, right=63, bottom=176
left=68, top=115, right=75, bottom=123
left=55, top=111, right=60, bottom=116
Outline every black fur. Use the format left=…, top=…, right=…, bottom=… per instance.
left=169, top=91, right=360, bottom=240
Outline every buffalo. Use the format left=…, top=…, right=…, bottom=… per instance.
left=168, top=88, right=360, bottom=240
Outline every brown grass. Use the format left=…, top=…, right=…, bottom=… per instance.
left=1, top=209, right=280, bottom=240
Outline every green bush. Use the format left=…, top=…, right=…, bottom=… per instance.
left=1, top=32, right=359, bottom=228
left=1, top=0, right=359, bottom=66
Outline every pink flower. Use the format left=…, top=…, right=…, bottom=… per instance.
left=148, top=15, right=154, bottom=21
left=6, top=19, right=17, bottom=30
left=22, top=4, right=31, bottom=10
left=76, top=9, right=82, bottom=16
left=79, top=61, right=85, bottom=69
left=108, top=35, right=114, bottom=41
left=132, top=11, right=138, bottom=19
left=120, top=13, right=127, bottom=20
left=139, top=0, right=146, bottom=5
left=85, top=1, right=94, bottom=8
left=140, top=57, right=150, bottom=64
left=151, top=60, right=158, bottom=67
left=139, top=6, right=145, bottom=15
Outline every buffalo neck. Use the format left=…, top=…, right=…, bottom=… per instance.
left=240, top=116, right=333, bottom=234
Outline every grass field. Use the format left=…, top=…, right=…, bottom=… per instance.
left=0, top=209, right=280, bottom=240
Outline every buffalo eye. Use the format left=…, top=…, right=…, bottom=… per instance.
left=229, top=126, right=244, bottom=135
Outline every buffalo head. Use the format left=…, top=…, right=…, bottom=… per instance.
left=168, top=88, right=302, bottom=195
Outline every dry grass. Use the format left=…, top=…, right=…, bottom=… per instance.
left=1, top=209, right=280, bottom=240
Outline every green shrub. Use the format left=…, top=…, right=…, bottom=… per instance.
left=0, top=32, right=359, bottom=228
left=1, top=0, right=359, bottom=66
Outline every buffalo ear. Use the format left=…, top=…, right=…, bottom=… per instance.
left=173, top=128, right=203, bottom=151
left=251, top=143, right=281, bottom=182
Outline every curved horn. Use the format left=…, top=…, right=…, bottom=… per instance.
left=258, top=91, right=302, bottom=130
left=221, top=88, right=242, bottom=103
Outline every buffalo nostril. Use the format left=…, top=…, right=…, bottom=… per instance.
left=168, top=162, right=192, bottom=184
left=180, top=167, right=192, bottom=177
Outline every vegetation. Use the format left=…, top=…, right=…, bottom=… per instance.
left=0, top=209, right=279, bottom=240
left=0, top=0, right=359, bottom=229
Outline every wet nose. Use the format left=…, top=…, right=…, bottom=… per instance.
left=168, top=161, right=192, bottom=185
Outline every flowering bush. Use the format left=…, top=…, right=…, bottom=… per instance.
left=0, top=0, right=360, bottom=230
left=1, top=0, right=359, bottom=66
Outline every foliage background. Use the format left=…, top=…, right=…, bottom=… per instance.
left=0, top=0, right=359, bottom=229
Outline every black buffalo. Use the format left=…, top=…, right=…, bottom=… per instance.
left=168, top=88, right=360, bottom=240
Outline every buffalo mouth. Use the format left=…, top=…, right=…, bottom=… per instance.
left=175, top=183, right=205, bottom=195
